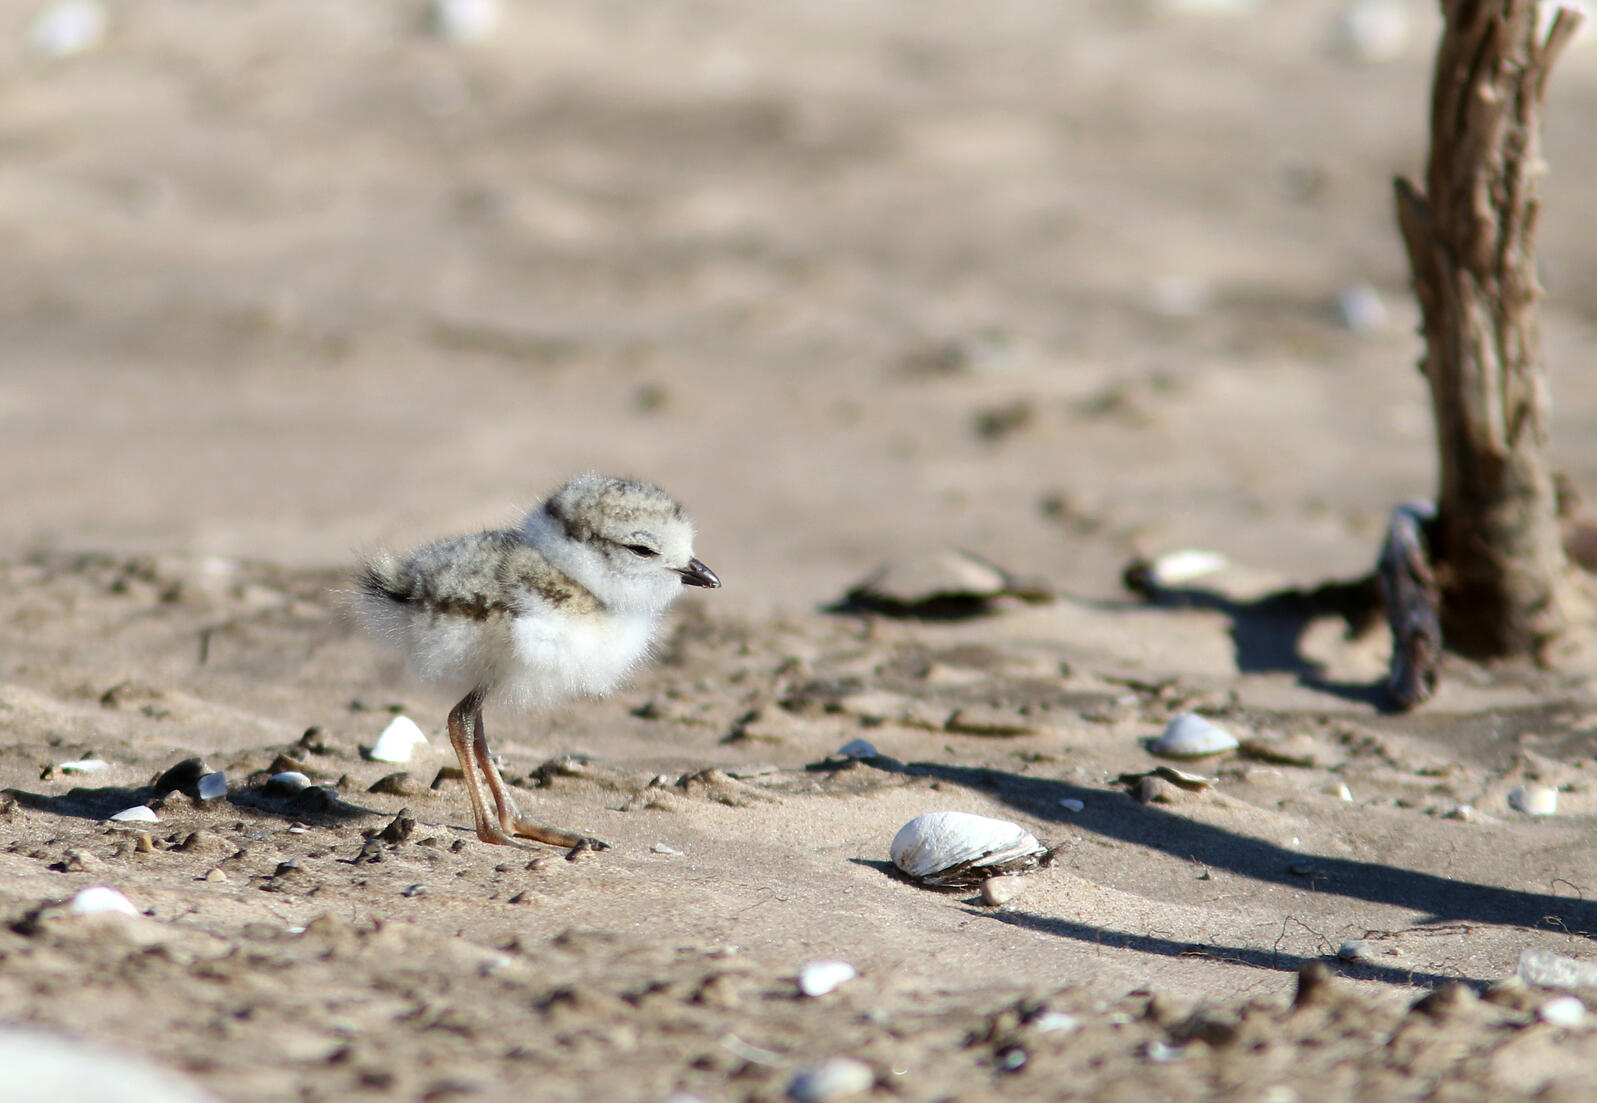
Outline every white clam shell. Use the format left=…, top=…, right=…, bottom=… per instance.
left=797, top=959, right=857, bottom=997
left=69, top=885, right=138, bottom=916
left=1509, top=785, right=1558, bottom=816
left=109, top=805, right=158, bottom=823
left=368, top=715, right=429, bottom=763
left=890, top=811, right=1046, bottom=887
left=1150, top=713, right=1238, bottom=759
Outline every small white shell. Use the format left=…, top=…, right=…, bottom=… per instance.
left=797, top=959, right=857, bottom=997
left=1331, top=0, right=1410, bottom=65
left=890, top=811, right=1046, bottom=887
left=367, top=716, right=429, bottom=764
left=1149, top=713, right=1238, bottom=759
left=1146, top=549, right=1228, bottom=587
left=266, top=771, right=312, bottom=794
left=429, top=0, right=500, bottom=42
left=836, top=738, right=880, bottom=759
left=197, top=771, right=228, bottom=801
left=69, top=886, right=138, bottom=917
left=1541, top=996, right=1587, bottom=1028
left=1509, top=785, right=1558, bottom=816
left=1058, top=798, right=1085, bottom=813
left=109, top=805, right=158, bottom=823
left=58, top=759, right=110, bottom=775
left=26, top=0, right=107, bottom=60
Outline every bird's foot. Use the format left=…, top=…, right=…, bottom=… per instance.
left=509, top=816, right=609, bottom=852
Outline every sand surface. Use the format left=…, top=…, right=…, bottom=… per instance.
left=5, top=2, right=1597, bottom=1099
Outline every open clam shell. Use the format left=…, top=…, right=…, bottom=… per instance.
left=890, top=811, right=1047, bottom=887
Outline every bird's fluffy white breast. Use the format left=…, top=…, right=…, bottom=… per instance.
left=501, top=608, right=659, bottom=711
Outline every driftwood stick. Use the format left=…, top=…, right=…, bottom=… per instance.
left=1394, top=0, right=1591, bottom=662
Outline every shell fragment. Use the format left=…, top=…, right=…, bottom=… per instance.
left=367, top=716, right=429, bottom=764
left=797, top=959, right=857, bottom=997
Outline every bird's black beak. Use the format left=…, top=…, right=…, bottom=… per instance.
left=675, top=558, right=721, bottom=589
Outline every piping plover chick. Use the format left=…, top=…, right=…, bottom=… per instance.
left=358, top=474, right=720, bottom=849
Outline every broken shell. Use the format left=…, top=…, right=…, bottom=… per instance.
left=797, top=959, right=857, bottom=997
left=841, top=549, right=1050, bottom=618
left=69, top=886, right=138, bottom=917
left=58, top=759, right=110, bottom=775
left=197, top=771, right=228, bottom=800
left=109, top=805, right=158, bottom=823
left=890, top=811, right=1047, bottom=887
left=1509, top=785, right=1558, bottom=816
left=1149, top=713, right=1238, bottom=759
left=1058, top=798, right=1085, bottom=813
left=367, top=716, right=429, bottom=764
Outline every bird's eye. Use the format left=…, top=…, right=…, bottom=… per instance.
left=624, top=544, right=660, bottom=559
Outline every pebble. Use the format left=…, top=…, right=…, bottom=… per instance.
left=197, top=771, right=228, bottom=800
left=1338, top=939, right=1375, bottom=963
left=1149, top=713, right=1239, bottom=759
left=787, top=1057, right=873, bottom=1103
left=1331, top=0, right=1410, bottom=65
left=797, top=959, right=857, bottom=997
left=1323, top=781, right=1354, bottom=802
left=109, top=805, right=158, bottom=823
left=367, top=716, right=429, bottom=764
left=1057, top=798, right=1085, bottom=813
left=69, top=885, right=138, bottom=917
left=25, top=0, right=106, bottom=60
left=979, top=876, right=1028, bottom=907
left=650, top=843, right=683, bottom=856
left=1541, top=995, right=1587, bottom=1027
left=1508, top=785, right=1558, bottom=816
left=58, top=759, right=110, bottom=775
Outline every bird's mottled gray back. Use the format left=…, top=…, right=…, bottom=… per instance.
left=362, top=530, right=599, bottom=622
